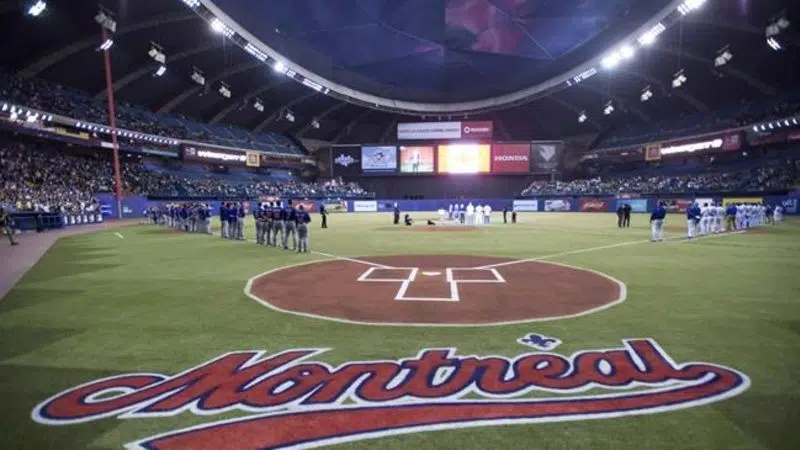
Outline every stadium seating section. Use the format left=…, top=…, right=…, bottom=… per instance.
left=592, top=91, right=800, bottom=150
left=0, top=135, right=370, bottom=213
left=0, top=71, right=304, bottom=155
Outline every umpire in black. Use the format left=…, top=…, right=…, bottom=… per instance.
left=393, top=203, right=400, bottom=225
left=319, top=202, right=328, bottom=229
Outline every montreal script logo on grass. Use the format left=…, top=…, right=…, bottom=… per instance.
left=32, top=339, right=749, bottom=450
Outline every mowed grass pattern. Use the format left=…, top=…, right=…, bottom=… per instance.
left=0, top=212, right=798, bottom=450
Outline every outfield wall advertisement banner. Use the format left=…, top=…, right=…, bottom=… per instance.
left=353, top=200, right=378, bottom=212
left=331, top=147, right=362, bottom=177
left=491, top=143, right=530, bottom=173
left=616, top=198, right=648, bottom=212
left=723, top=197, right=762, bottom=205
left=661, top=198, right=694, bottom=213
left=512, top=200, right=538, bottom=212
left=530, top=142, right=563, bottom=171
left=544, top=199, right=571, bottom=212
left=579, top=199, right=609, bottom=212
left=322, top=200, right=349, bottom=213
left=361, top=146, right=397, bottom=173
left=397, top=121, right=493, bottom=140
left=398, top=146, right=435, bottom=173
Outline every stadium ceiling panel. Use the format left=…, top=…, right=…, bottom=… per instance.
left=0, top=0, right=796, bottom=142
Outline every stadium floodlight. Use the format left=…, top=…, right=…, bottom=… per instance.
left=148, top=43, right=166, bottom=64
left=210, top=18, right=234, bottom=38
left=600, top=52, right=621, bottom=70
left=27, top=1, right=47, bottom=17
left=619, top=45, right=635, bottom=60
left=181, top=0, right=200, bottom=8
left=793, top=118, right=798, bottom=125
left=253, top=98, right=264, bottom=112
left=603, top=102, right=614, bottom=116
left=244, top=43, right=268, bottom=62
left=1, top=103, right=6, bottom=112
left=714, top=46, right=732, bottom=67
left=578, top=111, right=587, bottom=123
left=766, top=37, right=782, bottom=51
left=311, top=118, right=320, bottom=129
left=273, top=60, right=287, bottom=74
left=285, top=110, right=295, bottom=122
left=94, top=8, right=116, bottom=33
left=678, top=0, right=706, bottom=16
left=154, top=65, right=167, bottom=77
left=218, top=82, right=231, bottom=99
left=191, top=67, right=205, bottom=86
left=766, top=17, right=790, bottom=37
left=672, top=70, right=687, bottom=88
left=638, top=22, right=666, bottom=46
left=752, top=125, right=758, bottom=132
left=640, top=86, right=653, bottom=102
left=97, top=38, right=114, bottom=51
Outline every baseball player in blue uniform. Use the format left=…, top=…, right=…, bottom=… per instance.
left=650, top=201, right=667, bottom=242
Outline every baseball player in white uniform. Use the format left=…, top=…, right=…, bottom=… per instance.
left=714, top=204, right=724, bottom=233
left=700, top=203, right=711, bottom=236
left=484, top=204, right=492, bottom=224
left=466, top=203, right=475, bottom=226
left=775, top=204, right=784, bottom=222
left=474, top=204, right=484, bottom=225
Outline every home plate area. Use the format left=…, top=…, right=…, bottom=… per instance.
left=247, top=255, right=625, bottom=326
left=358, top=267, right=506, bottom=301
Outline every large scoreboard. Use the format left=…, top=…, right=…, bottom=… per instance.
left=329, top=122, right=562, bottom=177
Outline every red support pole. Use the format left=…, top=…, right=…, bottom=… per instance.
left=100, top=28, right=124, bottom=219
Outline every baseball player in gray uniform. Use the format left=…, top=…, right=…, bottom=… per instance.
left=273, top=202, right=285, bottom=247
left=264, top=203, right=274, bottom=246
left=254, top=206, right=265, bottom=245
left=283, top=200, right=298, bottom=251
left=296, top=205, right=312, bottom=253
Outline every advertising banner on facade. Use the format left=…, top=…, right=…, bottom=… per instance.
left=398, top=122, right=462, bottom=140
left=645, top=144, right=661, bottom=161
left=530, top=141, right=563, bottom=171
left=361, top=146, right=397, bottom=173
left=460, top=121, right=494, bottom=140
left=437, top=144, right=491, bottom=174
left=491, top=143, right=530, bottom=173
left=579, top=199, right=609, bottom=212
left=397, top=121, right=493, bottom=140
left=330, top=146, right=362, bottom=177
left=512, top=200, right=538, bottom=212
left=660, top=198, right=694, bottom=213
left=544, top=199, right=571, bottom=212
left=352, top=200, right=378, bottom=212
left=182, top=144, right=249, bottom=166
left=615, top=198, right=648, bottom=212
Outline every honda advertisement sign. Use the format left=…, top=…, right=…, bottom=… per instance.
left=530, top=141, right=563, bottom=171
left=330, top=146, right=362, bottom=177
left=491, top=143, right=531, bottom=173
left=397, top=121, right=493, bottom=140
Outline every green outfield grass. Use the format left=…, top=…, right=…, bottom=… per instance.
left=1, top=212, right=799, bottom=450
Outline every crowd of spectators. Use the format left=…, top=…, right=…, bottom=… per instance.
left=522, top=164, right=799, bottom=197
left=0, top=137, right=372, bottom=213
left=0, top=71, right=303, bottom=154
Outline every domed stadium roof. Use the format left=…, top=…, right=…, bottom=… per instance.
left=210, top=0, right=672, bottom=104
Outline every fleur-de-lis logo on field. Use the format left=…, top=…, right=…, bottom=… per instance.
left=518, top=333, right=562, bottom=350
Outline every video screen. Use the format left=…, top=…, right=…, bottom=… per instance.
left=361, top=146, right=397, bottom=173
left=399, top=146, right=435, bottom=173
left=437, top=144, right=491, bottom=174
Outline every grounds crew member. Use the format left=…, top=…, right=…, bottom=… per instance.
left=320, top=202, right=328, bottom=229
left=0, top=206, right=19, bottom=246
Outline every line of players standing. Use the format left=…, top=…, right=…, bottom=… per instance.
left=685, top=202, right=782, bottom=239
left=147, top=201, right=321, bottom=253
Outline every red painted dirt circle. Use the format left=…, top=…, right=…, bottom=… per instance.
left=247, top=255, right=625, bottom=326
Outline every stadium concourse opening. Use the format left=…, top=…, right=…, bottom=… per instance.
left=246, top=255, right=626, bottom=326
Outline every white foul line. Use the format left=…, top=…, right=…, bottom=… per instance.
left=311, top=250, right=394, bottom=269
left=475, top=230, right=748, bottom=270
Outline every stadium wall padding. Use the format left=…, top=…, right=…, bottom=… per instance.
left=96, top=194, right=799, bottom=218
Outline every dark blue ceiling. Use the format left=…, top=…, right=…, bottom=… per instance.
left=213, top=0, right=673, bottom=103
